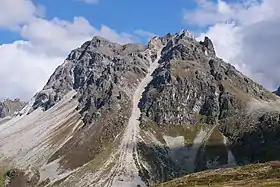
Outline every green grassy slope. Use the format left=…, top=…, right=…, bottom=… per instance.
left=154, top=161, right=280, bottom=187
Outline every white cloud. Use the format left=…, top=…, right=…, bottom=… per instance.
left=0, top=0, right=146, bottom=101
left=185, top=0, right=278, bottom=27
left=134, top=30, right=156, bottom=42
left=19, top=17, right=135, bottom=57
left=0, top=41, right=63, bottom=100
left=94, top=25, right=135, bottom=44
left=185, top=0, right=280, bottom=90
left=0, top=0, right=38, bottom=29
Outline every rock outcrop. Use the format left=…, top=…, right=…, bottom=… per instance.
left=0, top=99, right=26, bottom=118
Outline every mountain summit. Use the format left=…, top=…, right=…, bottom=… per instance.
left=0, top=31, right=279, bottom=187
left=0, top=98, right=26, bottom=119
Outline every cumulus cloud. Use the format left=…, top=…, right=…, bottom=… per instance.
left=0, top=41, right=63, bottom=100
left=20, top=17, right=135, bottom=57
left=185, top=0, right=280, bottom=90
left=0, top=0, right=145, bottom=101
left=0, top=0, right=37, bottom=29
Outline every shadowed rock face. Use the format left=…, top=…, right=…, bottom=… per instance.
left=274, top=87, right=280, bottom=96
left=1, top=31, right=280, bottom=187
left=0, top=99, right=26, bottom=118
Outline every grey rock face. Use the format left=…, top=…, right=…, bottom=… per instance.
left=34, top=36, right=164, bottom=169
left=136, top=32, right=278, bottom=184
left=139, top=32, right=272, bottom=126
left=0, top=99, right=26, bottom=118
left=200, top=36, right=216, bottom=57
left=32, top=36, right=150, bottom=114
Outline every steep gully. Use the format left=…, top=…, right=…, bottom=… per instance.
left=90, top=40, right=164, bottom=187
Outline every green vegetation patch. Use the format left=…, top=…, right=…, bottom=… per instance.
left=0, top=170, right=4, bottom=187
left=154, top=162, right=280, bottom=187
left=140, top=116, right=212, bottom=146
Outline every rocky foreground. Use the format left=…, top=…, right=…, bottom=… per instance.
left=0, top=30, right=280, bottom=187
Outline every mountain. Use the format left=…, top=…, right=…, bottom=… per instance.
left=0, top=98, right=26, bottom=119
left=0, top=30, right=279, bottom=187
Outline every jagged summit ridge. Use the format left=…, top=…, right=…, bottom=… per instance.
left=30, top=31, right=213, bottom=113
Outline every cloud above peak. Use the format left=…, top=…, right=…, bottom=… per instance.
left=185, top=0, right=280, bottom=90
left=185, top=0, right=279, bottom=27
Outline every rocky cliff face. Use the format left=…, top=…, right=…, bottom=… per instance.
left=139, top=33, right=272, bottom=126
left=0, top=30, right=279, bottom=187
left=0, top=99, right=26, bottom=118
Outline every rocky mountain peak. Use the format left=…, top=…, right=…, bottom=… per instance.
left=1, top=30, right=280, bottom=187
left=199, top=36, right=216, bottom=57
left=180, top=29, right=195, bottom=39
left=0, top=98, right=26, bottom=118
left=85, top=36, right=122, bottom=51
left=148, top=36, right=164, bottom=56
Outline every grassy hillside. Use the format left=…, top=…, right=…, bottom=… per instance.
left=154, top=161, right=280, bottom=187
left=0, top=169, right=5, bottom=187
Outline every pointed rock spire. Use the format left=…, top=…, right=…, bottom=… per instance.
left=200, top=36, right=216, bottom=57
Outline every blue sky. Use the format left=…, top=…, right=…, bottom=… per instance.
left=37, top=0, right=196, bottom=34
left=1, top=0, right=241, bottom=44
left=1, top=0, right=200, bottom=44
left=1, top=0, right=280, bottom=100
